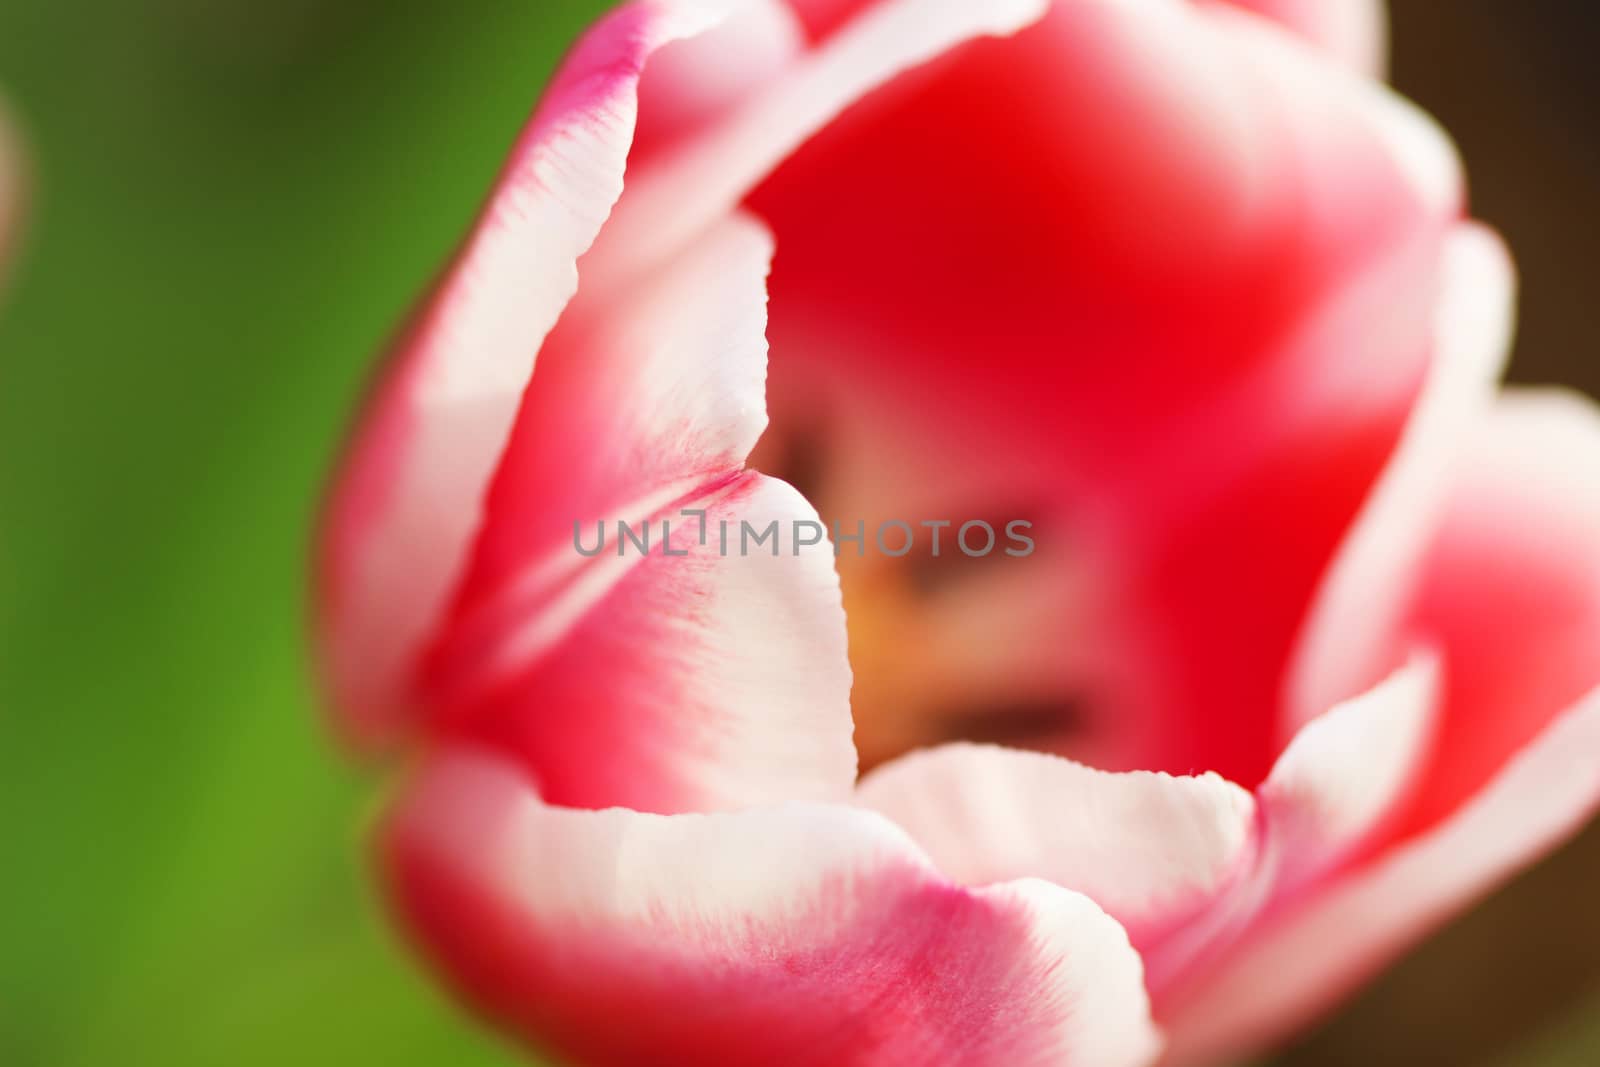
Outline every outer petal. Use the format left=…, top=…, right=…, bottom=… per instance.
left=320, top=0, right=1057, bottom=751
left=1398, top=391, right=1600, bottom=831
left=1255, top=654, right=1439, bottom=897
left=1160, top=688, right=1600, bottom=1067
left=427, top=472, right=857, bottom=815
left=415, top=214, right=855, bottom=814
left=632, top=1, right=807, bottom=156
left=1159, top=394, right=1600, bottom=1065
left=1286, top=225, right=1515, bottom=736
left=317, top=0, right=758, bottom=748
left=1200, top=0, right=1387, bottom=75
left=385, top=751, right=1164, bottom=1067
left=855, top=744, right=1256, bottom=956
left=445, top=213, right=780, bottom=618
left=855, top=660, right=1435, bottom=1003
left=421, top=0, right=1069, bottom=808
left=1145, top=657, right=1439, bottom=1009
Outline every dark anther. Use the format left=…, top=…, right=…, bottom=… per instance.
left=933, top=695, right=1087, bottom=748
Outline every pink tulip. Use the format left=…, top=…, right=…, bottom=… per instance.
left=317, top=1, right=1600, bottom=1063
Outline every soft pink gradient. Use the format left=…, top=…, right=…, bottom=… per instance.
left=317, top=1, right=1600, bottom=1064
left=1200, top=0, right=1387, bottom=74
left=388, top=751, right=1161, bottom=1067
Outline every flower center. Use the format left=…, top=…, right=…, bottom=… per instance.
left=749, top=368, right=1133, bottom=775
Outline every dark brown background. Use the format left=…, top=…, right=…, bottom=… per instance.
left=1281, top=2, right=1600, bottom=1063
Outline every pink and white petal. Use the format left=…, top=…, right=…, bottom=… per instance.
left=632, top=1, right=807, bottom=157
left=427, top=473, right=856, bottom=815
left=321, top=0, right=1057, bottom=748
left=1254, top=655, right=1439, bottom=897
left=745, top=0, right=1461, bottom=786
left=316, top=0, right=767, bottom=750
left=1141, top=659, right=1438, bottom=1007
left=1397, top=390, right=1600, bottom=832
left=423, top=215, right=858, bottom=814
left=1286, top=224, right=1515, bottom=737
left=448, top=211, right=779, bottom=618
left=385, top=751, right=1165, bottom=1067
left=753, top=0, right=1460, bottom=433
left=782, top=0, right=872, bottom=40
left=856, top=744, right=1255, bottom=955
left=1157, top=393, right=1600, bottom=1065
left=585, top=0, right=1050, bottom=289
left=1157, top=686, right=1600, bottom=1067
left=1199, top=0, right=1387, bottom=75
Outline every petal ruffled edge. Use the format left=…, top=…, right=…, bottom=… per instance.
left=1159, top=685, right=1600, bottom=1067
left=318, top=0, right=1058, bottom=754
left=316, top=0, right=759, bottom=750
left=849, top=657, right=1437, bottom=1016
left=429, top=472, right=860, bottom=815
left=586, top=0, right=1051, bottom=288
left=1161, top=392, right=1600, bottom=1065
left=1286, top=224, right=1515, bottom=736
left=384, top=750, right=1164, bottom=1067
left=856, top=744, right=1256, bottom=956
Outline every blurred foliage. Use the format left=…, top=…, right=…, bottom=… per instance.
left=1492, top=990, right=1600, bottom=1067
left=0, top=1, right=1597, bottom=1065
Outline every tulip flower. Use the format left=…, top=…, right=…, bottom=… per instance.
left=316, top=1, right=1600, bottom=1063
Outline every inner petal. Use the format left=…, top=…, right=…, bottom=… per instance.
left=742, top=1, right=1443, bottom=782
left=747, top=388, right=1138, bottom=773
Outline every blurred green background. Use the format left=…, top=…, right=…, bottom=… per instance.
left=0, top=2, right=1595, bottom=1065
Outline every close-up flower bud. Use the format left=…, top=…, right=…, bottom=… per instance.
left=2, top=3, right=1598, bottom=1066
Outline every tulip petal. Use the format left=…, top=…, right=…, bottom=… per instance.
left=448, top=212, right=779, bottom=617
left=855, top=744, right=1255, bottom=955
left=587, top=0, right=1051, bottom=286
left=428, top=471, right=856, bottom=815
left=745, top=0, right=1461, bottom=785
left=784, top=0, right=870, bottom=40
left=1399, top=391, right=1600, bottom=831
left=854, top=656, right=1438, bottom=1036
left=1159, top=687, right=1600, bottom=1067
left=1157, top=394, right=1600, bottom=1065
left=1286, top=224, right=1515, bottom=737
left=386, top=751, right=1165, bottom=1067
left=1149, top=658, right=1436, bottom=998
left=317, top=0, right=772, bottom=748
left=321, top=0, right=1063, bottom=750
left=1252, top=655, right=1439, bottom=897
left=1202, top=0, right=1387, bottom=75
left=632, top=1, right=807, bottom=157
left=415, top=212, right=854, bottom=814
left=754, top=0, right=1459, bottom=434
